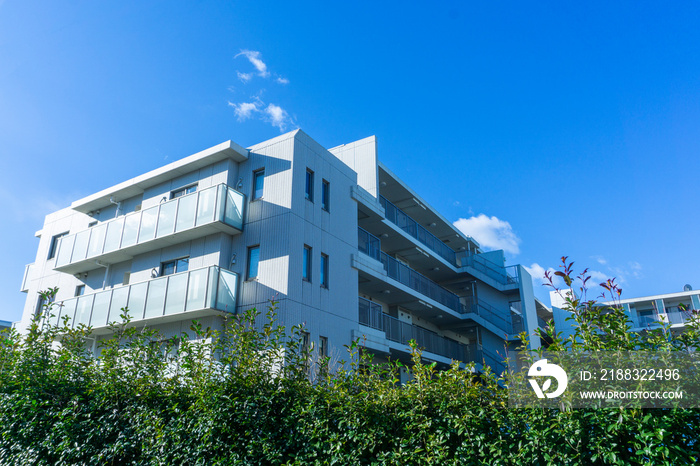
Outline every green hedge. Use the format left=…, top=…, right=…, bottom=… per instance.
left=1, top=260, right=699, bottom=465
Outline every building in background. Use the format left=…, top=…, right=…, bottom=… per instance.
left=550, top=286, right=700, bottom=340
left=18, top=130, right=539, bottom=377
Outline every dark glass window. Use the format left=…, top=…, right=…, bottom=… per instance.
left=321, top=180, right=330, bottom=211
left=161, top=257, right=189, bottom=276
left=305, top=169, right=314, bottom=201
left=247, top=246, right=260, bottom=279
left=253, top=170, right=265, bottom=200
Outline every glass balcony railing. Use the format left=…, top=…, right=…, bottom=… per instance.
left=635, top=310, right=693, bottom=328
left=379, top=196, right=458, bottom=266
left=358, top=297, right=473, bottom=362
left=46, top=266, right=238, bottom=329
left=54, top=184, right=245, bottom=272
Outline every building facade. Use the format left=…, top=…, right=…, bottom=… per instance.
left=19, top=130, right=539, bottom=374
left=550, top=287, right=700, bottom=340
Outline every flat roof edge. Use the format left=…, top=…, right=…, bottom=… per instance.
left=71, top=141, right=249, bottom=213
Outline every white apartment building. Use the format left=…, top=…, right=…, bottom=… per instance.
left=18, top=130, right=539, bottom=374
left=551, top=286, right=700, bottom=339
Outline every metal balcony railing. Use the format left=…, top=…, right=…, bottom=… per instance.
left=359, top=227, right=462, bottom=313
left=464, top=296, right=520, bottom=335
left=54, top=184, right=245, bottom=271
left=458, top=253, right=519, bottom=286
left=358, top=227, right=381, bottom=262
left=358, top=297, right=472, bottom=362
left=46, top=266, right=238, bottom=329
left=380, top=252, right=462, bottom=313
left=379, top=196, right=458, bottom=266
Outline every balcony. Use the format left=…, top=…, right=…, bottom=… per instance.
left=358, top=228, right=462, bottom=314
left=54, top=184, right=245, bottom=274
left=458, top=253, right=520, bottom=287
left=464, top=296, right=522, bottom=336
left=634, top=309, right=695, bottom=328
left=358, top=298, right=473, bottom=362
left=379, top=195, right=458, bottom=266
left=46, top=266, right=238, bottom=333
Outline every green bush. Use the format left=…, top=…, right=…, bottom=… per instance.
left=1, top=259, right=699, bottom=465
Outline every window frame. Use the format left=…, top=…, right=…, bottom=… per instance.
left=160, top=257, right=190, bottom=277
left=252, top=169, right=265, bottom=200
left=48, top=232, right=69, bottom=260
left=320, top=253, right=329, bottom=288
left=305, top=169, right=314, bottom=202
left=170, top=184, right=198, bottom=200
left=321, top=179, right=330, bottom=211
left=319, top=336, right=328, bottom=357
left=75, top=285, right=86, bottom=297
left=247, top=245, right=260, bottom=280
left=302, top=245, right=312, bottom=282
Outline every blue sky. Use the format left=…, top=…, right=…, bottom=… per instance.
left=2, top=1, right=700, bottom=322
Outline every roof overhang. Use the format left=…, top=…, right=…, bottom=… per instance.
left=71, top=140, right=249, bottom=214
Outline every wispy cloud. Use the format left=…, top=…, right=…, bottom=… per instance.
left=591, top=255, right=607, bottom=265
left=235, top=50, right=269, bottom=78
left=228, top=98, right=296, bottom=132
left=230, top=49, right=296, bottom=131
left=525, top=263, right=564, bottom=288
left=264, top=103, right=293, bottom=131
left=237, top=71, right=253, bottom=83
left=453, top=214, right=521, bottom=254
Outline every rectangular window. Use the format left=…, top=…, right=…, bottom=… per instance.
left=305, top=169, right=314, bottom=201
left=75, top=285, right=85, bottom=297
left=123, top=272, right=131, bottom=285
left=319, top=336, right=328, bottom=357
left=35, top=294, right=54, bottom=318
left=321, top=180, right=330, bottom=211
left=320, top=253, right=329, bottom=288
left=170, top=184, right=197, bottom=199
left=48, top=232, right=69, bottom=260
left=160, top=257, right=189, bottom=276
left=253, top=169, right=265, bottom=200
left=88, top=221, right=98, bottom=228
left=247, top=246, right=260, bottom=280
left=301, top=331, right=311, bottom=354
left=302, top=245, right=312, bottom=281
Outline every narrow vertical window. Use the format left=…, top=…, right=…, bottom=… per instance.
left=75, top=285, right=86, bottom=297
left=319, top=336, right=328, bottom=357
left=320, top=253, right=329, bottom=288
left=302, top=245, right=312, bottom=281
left=321, top=180, right=330, bottom=211
left=247, top=246, right=260, bottom=280
left=253, top=169, right=265, bottom=200
left=305, top=169, right=314, bottom=201
left=48, top=232, right=69, bottom=260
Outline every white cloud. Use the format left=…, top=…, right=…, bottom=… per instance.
left=235, top=50, right=269, bottom=78
left=264, top=103, right=294, bottom=131
left=453, top=214, right=521, bottom=254
left=276, top=77, right=289, bottom=84
left=228, top=98, right=295, bottom=132
left=237, top=71, right=253, bottom=82
left=588, top=270, right=610, bottom=285
left=525, top=263, right=563, bottom=288
left=228, top=101, right=260, bottom=121
left=591, top=255, right=607, bottom=265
